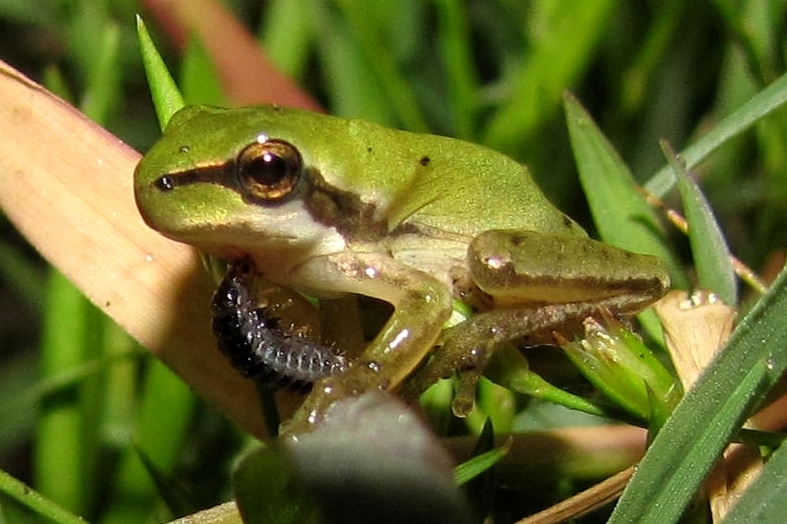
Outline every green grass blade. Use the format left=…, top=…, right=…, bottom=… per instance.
left=180, top=36, right=225, bottom=107
left=80, top=22, right=120, bottom=124
left=0, top=469, right=85, bottom=524
left=664, top=142, right=738, bottom=305
left=434, top=0, right=478, bottom=140
left=334, top=2, right=429, bottom=131
left=721, top=434, right=787, bottom=523
left=258, top=0, right=314, bottom=79
left=453, top=445, right=508, bottom=487
left=564, top=92, right=685, bottom=286
left=137, top=15, right=185, bottom=129
left=33, top=270, right=96, bottom=515
left=485, top=345, right=608, bottom=418
left=101, top=360, right=197, bottom=524
left=312, top=3, right=394, bottom=123
left=482, top=1, right=615, bottom=156
left=646, top=68, right=787, bottom=196
left=608, top=263, right=787, bottom=523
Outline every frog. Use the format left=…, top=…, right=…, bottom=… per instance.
left=134, top=104, right=670, bottom=434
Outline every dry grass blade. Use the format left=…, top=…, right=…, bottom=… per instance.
left=515, top=466, right=635, bottom=524
left=0, top=60, right=301, bottom=438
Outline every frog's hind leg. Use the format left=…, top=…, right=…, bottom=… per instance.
left=399, top=300, right=607, bottom=416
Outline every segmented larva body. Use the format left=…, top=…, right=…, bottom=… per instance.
left=211, top=259, right=347, bottom=391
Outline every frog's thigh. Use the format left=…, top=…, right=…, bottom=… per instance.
left=470, top=229, right=650, bottom=306
left=283, top=252, right=454, bottom=432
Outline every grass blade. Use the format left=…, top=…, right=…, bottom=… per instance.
left=646, top=69, right=787, bottom=196
left=564, top=94, right=677, bottom=261
left=137, top=15, right=184, bottom=129
left=483, top=1, right=615, bottom=156
left=0, top=469, right=85, bottom=524
left=721, top=433, right=787, bottom=523
left=608, top=263, right=787, bottom=523
left=663, top=141, right=738, bottom=305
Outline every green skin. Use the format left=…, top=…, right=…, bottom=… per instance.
left=135, top=105, right=670, bottom=433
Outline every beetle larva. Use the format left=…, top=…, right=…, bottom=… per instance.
left=211, top=258, right=347, bottom=391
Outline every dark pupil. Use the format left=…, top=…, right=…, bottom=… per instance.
left=251, top=152, right=287, bottom=186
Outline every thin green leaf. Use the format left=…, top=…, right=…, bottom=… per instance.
left=565, top=94, right=670, bottom=257
left=458, top=418, right=497, bottom=515
left=453, top=443, right=509, bottom=487
left=646, top=68, right=787, bottom=196
left=563, top=92, right=686, bottom=303
left=258, top=0, right=314, bottom=79
left=471, top=379, right=516, bottom=434
left=180, top=36, right=225, bottom=107
left=311, top=3, right=394, bottom=123
left=608, top=263, right=787, bottom=524
left=0, top=469, right=85, bottom=524
left=434, top=0, right=478, bottom=140
left=721, top=435, right=787, bottom=524
left=482, top=1, right=616, bottom=156
left=136, top=15, right=185, bottom=130
left=663, top=141, right=738, bottom=305
left=618, top=1, right=686, bottom=113
left=80, top=22, right=121, bottom=123
left=333, top=1, right=429, bottom=131
left=485, top=345, right=608, bottom=418
left=34, top=270, right=98, bottom=515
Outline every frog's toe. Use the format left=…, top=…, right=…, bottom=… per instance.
left=450, top=371, right=480, bottom=417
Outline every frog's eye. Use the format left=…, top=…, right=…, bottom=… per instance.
left=237, top=139, right=302, bottom=202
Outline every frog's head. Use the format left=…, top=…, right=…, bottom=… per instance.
left=134, top=105, right=353, bottom=268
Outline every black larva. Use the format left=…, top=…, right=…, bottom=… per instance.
left=210, top=259, right=347, bottom=391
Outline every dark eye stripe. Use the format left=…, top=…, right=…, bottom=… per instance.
left=153, top=160, right=237, bottom=194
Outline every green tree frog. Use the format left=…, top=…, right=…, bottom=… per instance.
left=134, top=105, right=669, bottom=433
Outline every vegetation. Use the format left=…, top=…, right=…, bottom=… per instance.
left=1, top=1, right=786, bottom=523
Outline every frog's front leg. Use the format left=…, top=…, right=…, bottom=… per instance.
left=402, top=230, right=670, bottom=414
left=281, top=250, right=454, bottom=434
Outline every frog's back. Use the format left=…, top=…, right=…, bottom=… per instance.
left=337, top=118, right=586, bottom=239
